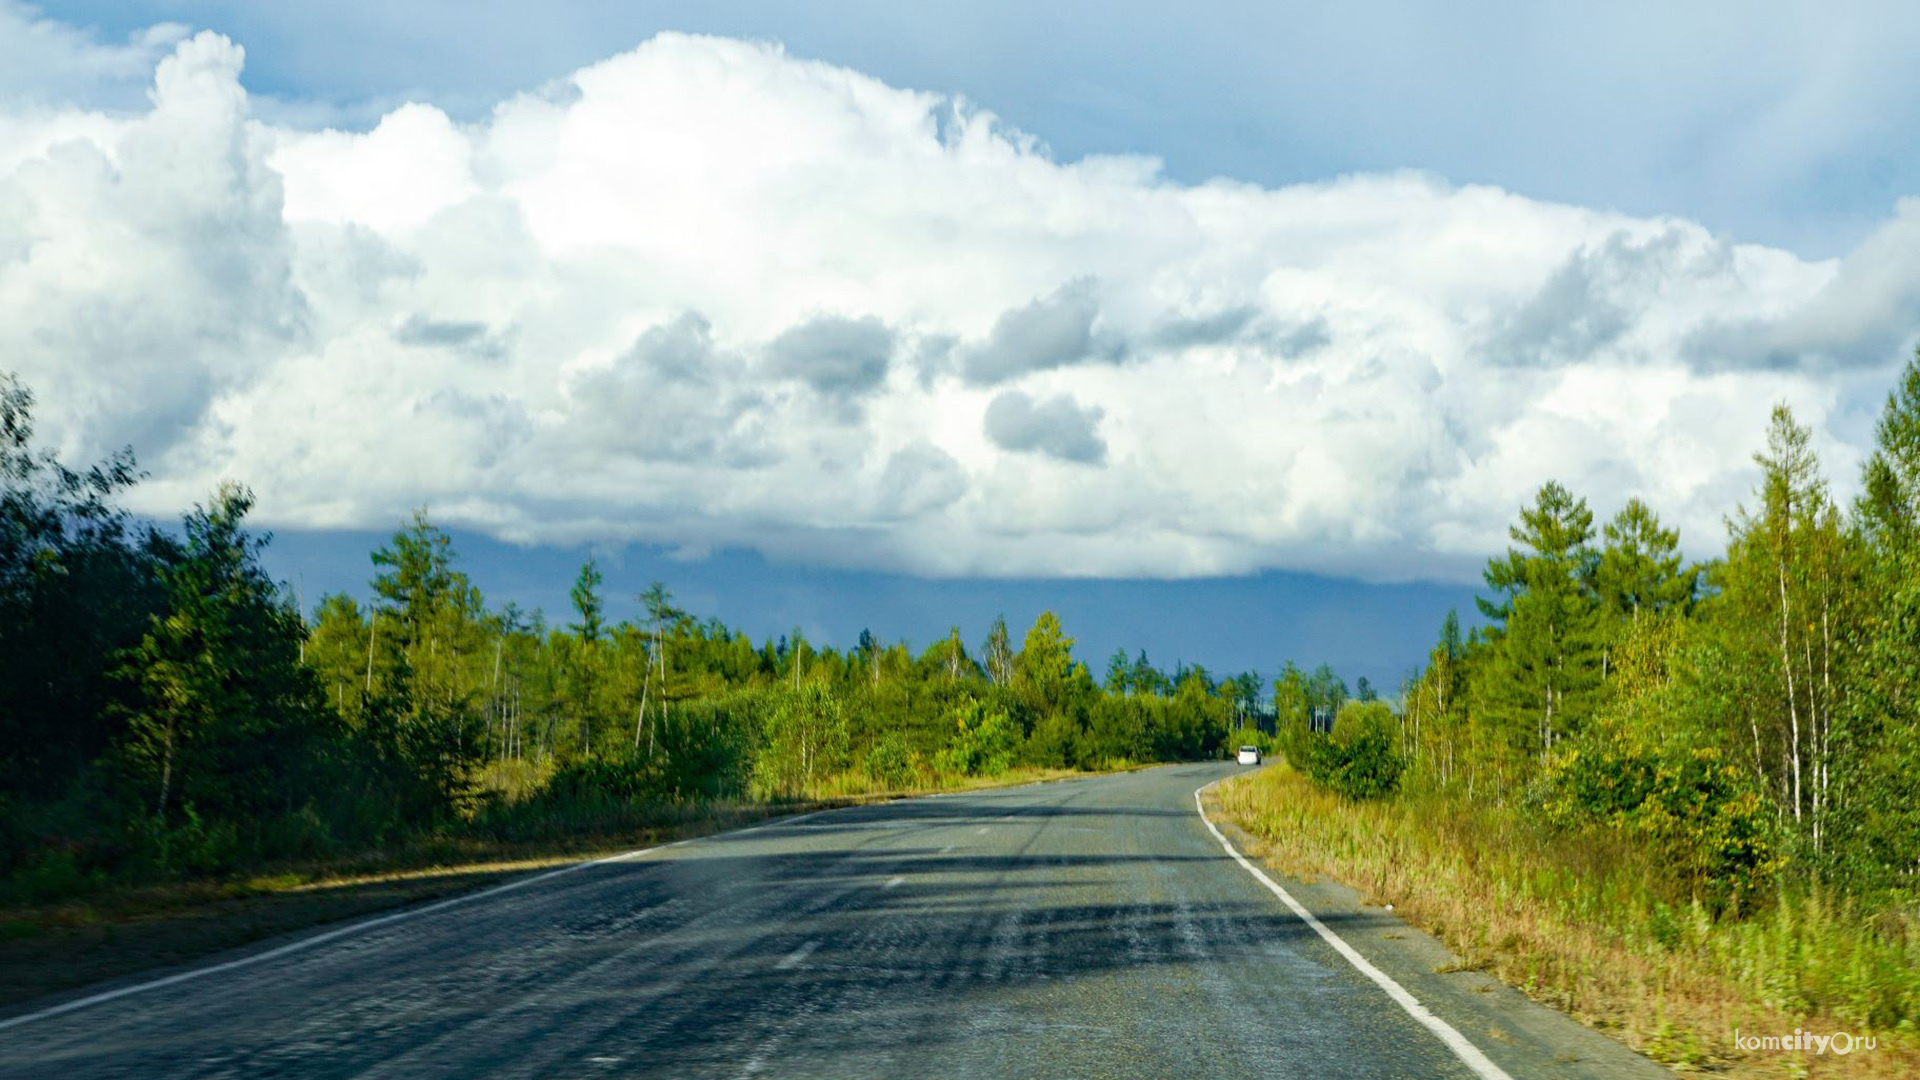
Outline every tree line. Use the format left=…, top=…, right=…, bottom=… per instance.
left=1284, top=350, right=1920, bottom=914
left=2, top=367, right=1267, bottom=898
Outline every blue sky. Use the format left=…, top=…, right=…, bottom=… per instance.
left=9, top=2, right=1920, bottom=692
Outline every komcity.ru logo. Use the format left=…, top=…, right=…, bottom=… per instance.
left=1734, top=1028, right=1878, bottom=1055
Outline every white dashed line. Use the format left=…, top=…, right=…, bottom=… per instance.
left=883, top=875, right=906, bottom=889
left=774, top=940, right=821, bottom=970
left=0, top=804, right=852, bottom=1033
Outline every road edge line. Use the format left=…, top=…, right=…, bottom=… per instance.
left=1194, top=776, right=1515, bottom=1080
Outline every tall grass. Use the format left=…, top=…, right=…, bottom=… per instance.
left=1213, top=765, right=1919, bottom=1078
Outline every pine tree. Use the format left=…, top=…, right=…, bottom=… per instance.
left=1479, top=480, right=1607, bottom=760
left=116, top=484, right=336, bottom=825
left=568, top=553, right=605, bottom=755
left=1858, top=347, right=1920, bottom=549
left=568, top=552, right=605, bottom=644
left=1104, top=648, right=1131, bottom=695
left=1596, top=498, right=1694, bottom=623
left=370, top=509, right=463, bottom=654
left=1130, top=650, right=1164, bottom=696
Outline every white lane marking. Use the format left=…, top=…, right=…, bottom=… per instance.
left=939, top=844, right=956, bottom=854
left=774, top=940, right=820, bottom=970
left=789, top=821, right=902, bottom=831
left=1, top=773, right=1091, bottom=1034
left=883, top=875, right=906, bottom=889
left=1193, top=778, right=1515, bottom=1080
left=975, top=826, right=990, bottom=834
left=0, top=804, right=852, bottom=1034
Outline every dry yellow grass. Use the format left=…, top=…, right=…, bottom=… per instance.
left=1212, top=765, right=1919, bottom=1080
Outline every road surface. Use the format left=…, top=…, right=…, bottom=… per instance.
left=0, top=764, right=1662, bottom=1079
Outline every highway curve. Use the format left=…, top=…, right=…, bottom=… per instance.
left=0, top=764, right=1669, bottom=1079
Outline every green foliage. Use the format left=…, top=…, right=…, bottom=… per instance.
left=933, top=700, right=1020, bottom=777
left=112, top=484, right=342, bottom=826
left=1023, top=708, right=1084, bottom=769
left=0, top=373, right=168, bottom=803
left=568, top=553, right=605, bottom=643
left=1596, top=498, right=1696, bottom=621
left=1536, top=733, right=1783, bottom=911
left=650, top=695, right=758, bottom=801
left=864, top=731, right=918, bottom=789
left=347, top=675, right=487, bottom=827
left=1374, top=360, right=1920, bottom=1059
left=1015, top=610, right=1081, bottom=713
left=5, top=848, right=106, bottom=906
left=18, top=341, right=1920, bottom=980
left=1298, top=701, right=1405, bottom=800
left=754, top=684, right=851, bottom=797
left=0, top=367, right=1241, bottom=905
left=1478, top=480, right=1608, bottom=757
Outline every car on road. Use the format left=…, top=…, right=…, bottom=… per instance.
left=1236, top=745, right=1261, bottom=765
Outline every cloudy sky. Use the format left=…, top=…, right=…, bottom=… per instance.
left=6, top=1, right=1919, bottom=687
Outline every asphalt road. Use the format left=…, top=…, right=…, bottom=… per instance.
left=0, top=764, right=1650, bottom=1079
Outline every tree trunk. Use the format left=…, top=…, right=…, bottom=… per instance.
left=155, top=714, right=176, bottom=819
left=636, top=646, right=652, bottom=752
left=365, top=613, right=379, bottom=694
left=1777, top=555, right=1803, bottom=823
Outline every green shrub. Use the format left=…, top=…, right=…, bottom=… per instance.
left=4, top=848, right=105, bottom=905
left=259, top=804, right=337, bottom=862
left=125, top=803, right=244, bottom=879
left=864, top=732, right=918, bottom=789
left=1022, top=709, right=1083, bottom=769
left=542, top=754, right=658, bottom=807
left=1536, top=731, right=1783, bottom=912
left=934, top=700, right=1020, bottom=777
left=1299, top=701, right=1405, bottom=800
left=651, top=696, right=757, bottom=801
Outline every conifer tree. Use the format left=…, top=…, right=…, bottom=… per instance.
left=1596, top=498, right=1694, bottom=623
left=1479, top=480, right=1607, bottom=758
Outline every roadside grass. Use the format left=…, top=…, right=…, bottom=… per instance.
left=0, top=764, right=1095, bottom=1011
left=1212, top=764, right=1920, bottom=1080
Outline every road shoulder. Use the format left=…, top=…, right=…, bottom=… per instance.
left=1200, top=781, right=1676, bottom=1080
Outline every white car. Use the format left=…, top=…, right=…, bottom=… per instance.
left=1236, top=745, right=1261, bottom=765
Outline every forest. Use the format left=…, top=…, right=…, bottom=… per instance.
left=10, top=336, right=1920, bottom=1009
left=1234, top=350, right=1920, bottom=1063
left=1366, top=356, right=1920, bottom=906
left=1, top=367, right=1268, bottom=900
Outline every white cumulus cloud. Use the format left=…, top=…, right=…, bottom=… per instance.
left=4, top=20, right=1918, bottom=583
